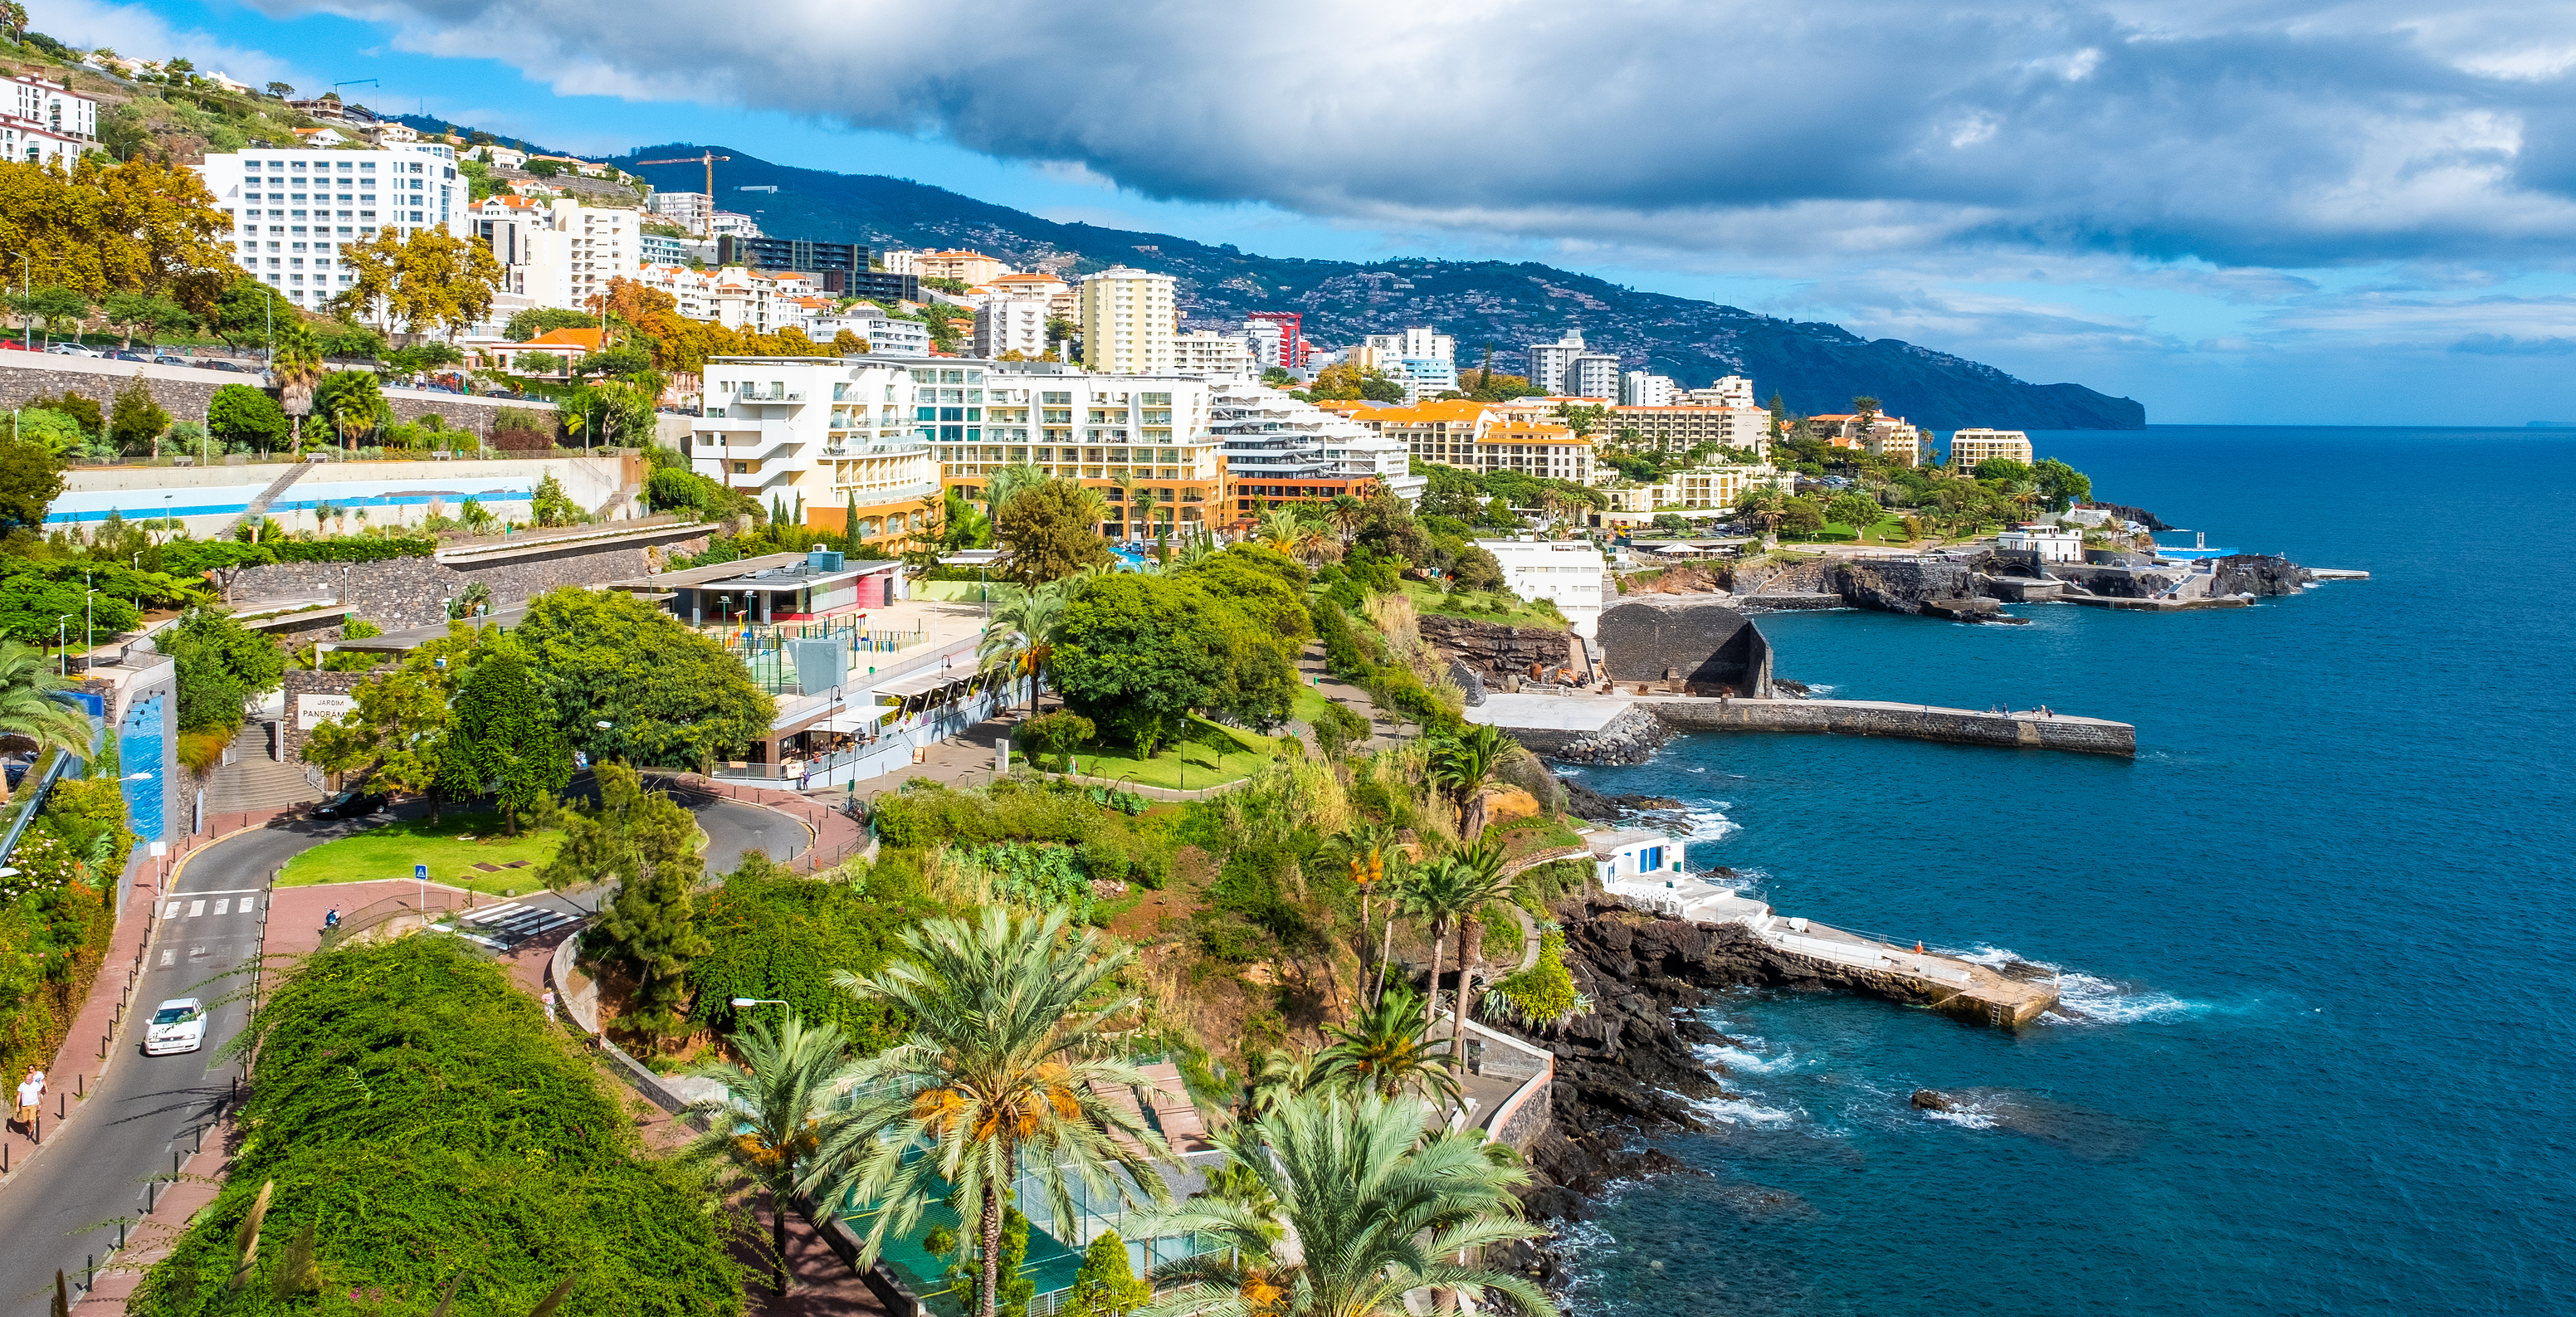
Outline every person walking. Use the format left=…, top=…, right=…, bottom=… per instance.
left=541, top=988, right=558, bottom=1024
left=14, top=1069, right=43, bottom=1132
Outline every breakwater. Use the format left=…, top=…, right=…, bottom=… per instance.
left=1467, top=692, right=2136, bottom=760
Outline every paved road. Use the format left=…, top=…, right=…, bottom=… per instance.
left=0, top=790, right=800, bottom=1308
left=0, top=818, right=331, bottom=1313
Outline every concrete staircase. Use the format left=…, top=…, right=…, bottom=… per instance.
left=227, top=461, right=316, bottom=535
left=199, top=722, right=323, bottom=815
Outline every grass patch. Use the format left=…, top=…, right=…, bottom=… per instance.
left=1061, top=718, right=1281, bottom=791
left=278, top=811, right=568, bottom=896
left=1398, top=580, right=1569, bottom=631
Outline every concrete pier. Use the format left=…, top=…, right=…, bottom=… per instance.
left=1603, top=871, right=2059, bottom=1027
left=1468, top=692, right=2137, bottom=758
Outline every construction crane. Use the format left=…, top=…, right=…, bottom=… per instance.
left=636, top=149, right=731, bottom=203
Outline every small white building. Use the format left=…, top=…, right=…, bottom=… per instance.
left=9, top=75, right=96, bottom=141
left=1583, top=827, right=1686, bottom=885
left=1997, top=524, right=2083, bottom=562
left=1476, top=537, right=1608, bottom=637
left=1621, top=371, right=1676, bottom=407
left=812, top=314, right=930, bottom=356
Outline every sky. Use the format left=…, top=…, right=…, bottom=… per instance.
left=39, top=0, right=2576, bottom=426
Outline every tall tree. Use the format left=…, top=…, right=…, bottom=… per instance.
left=506, top=586, right=771, bottom=771
left=679, top=1012, right=858, bottom=1296
left=300, top=636, right=480, bottom=817
left=993, top=480, right=1114, bottom=588
left=0, top=428, right=66, bottom=530
left=549, top=761, right=707, bottom=1030
left=1442, top=837, right=1515, bottom=1088
left=0, top=640, right=92, bottom=803
left=812, top=909, right=1174, bottom=1317
left=1314, top=983, right=1461, bottom=1109
left=1428, top=723, right=1515, bottom=839
left=1134, top=1088, right=1554, bottom=1317
left=271, top=323, right=323, bottom=456
left=448, top=637, right=571, bottom=835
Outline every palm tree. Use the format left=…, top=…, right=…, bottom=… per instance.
left=1129, top=486, right=1162, bottom=546
left=680, top=1012, right=860, bottom=1296
left=1315, top=983, right=1460, bottom=1110
left=1135, top=1088, right=1554, bottom=1317
left=1428, top=723, right=1515, bottom=840
left=1332, top=822, right=1397, bottom=994
left=979, top=578, right=1068, bottom=714
left=271, top=324, right=324, bottom=457
left=1396, top=856, right=1476, bottom=1034
left=812, top=909, right=1175, bottom=1317
left=0, top=641, right=92, bottom=804
left=984, top=462, right=1047, bottom=523
left=1323, top=493, right=1366, bottom=545
left=1110, top=473, right=1143, bottom=539
left=1254, top=506, right=1305, bottom=555
left=1442, top=838, right=1515, bottom=1093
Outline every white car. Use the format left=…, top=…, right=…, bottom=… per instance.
left=144, top=998, right=207, bottom=1056
left=45, top=343, right=98, bottom=356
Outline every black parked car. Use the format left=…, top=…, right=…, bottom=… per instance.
left=310, top=789, right=388, bottom=820
left=203, top=359, right=253, bottom=373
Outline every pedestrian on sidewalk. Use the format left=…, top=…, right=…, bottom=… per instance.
left=13, top=1068, right=43, bottom=1131
left=541, top=988, right=558, bottom=1024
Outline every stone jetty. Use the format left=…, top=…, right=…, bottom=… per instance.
left=1599, top=870, right=2060, bottom=1028
left=1468, top=691, right=2137, bottom=761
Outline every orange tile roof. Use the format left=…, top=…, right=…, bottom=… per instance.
left=1367, top=400, right=1496, bottom=423
left=522, top=327, right=605, bottom=350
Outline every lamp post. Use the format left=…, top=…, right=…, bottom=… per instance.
left=56, top=615, right=69, bottom=676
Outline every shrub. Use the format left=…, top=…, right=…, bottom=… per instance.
left=1483, top=929, right=1585, bottom=1029
left=684, top=854, right=934, bottom=1046
left=129, top=937, right=739, bottom=1315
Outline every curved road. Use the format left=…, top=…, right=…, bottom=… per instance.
left=0, top=791, right=800, bottom=1310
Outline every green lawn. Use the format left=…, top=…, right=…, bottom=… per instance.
left=1290, top=684, right=1341, bottom=728
left=1056, top=718, right=1281, bottom=791
left=1399, top=580, right=1569, bottom=631
left=278, top=812, right=570, bottom=897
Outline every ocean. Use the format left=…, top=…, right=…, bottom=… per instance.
left=1557, top=427, right=2574, bottom=1316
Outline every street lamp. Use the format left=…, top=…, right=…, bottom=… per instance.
left=56, top=615, right=69, bottom=675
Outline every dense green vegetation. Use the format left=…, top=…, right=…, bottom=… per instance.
left=684, top=855, right=939, bottom=1045
left=129, top=937, right=741, bottom=1315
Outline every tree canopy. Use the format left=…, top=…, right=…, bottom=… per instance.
left=1051, top=573, right=1298, bottom=752
left=993, top=480, right=1114, bottom=588
left=507, top=587, right=773, bottom=770
left=163, top=607, right=285, bottom=732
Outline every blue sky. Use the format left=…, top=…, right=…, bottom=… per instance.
left=42, top=0, right=2576, bottom=425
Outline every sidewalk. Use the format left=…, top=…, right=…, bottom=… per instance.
left=1, top=838, right=183, bottom=1188
left=665, top=774, right=869, bottom=872
left=71, top=1114, right=232, bottom=1312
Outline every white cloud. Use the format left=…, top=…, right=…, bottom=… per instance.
left=41, top=0, right=300, bottom=85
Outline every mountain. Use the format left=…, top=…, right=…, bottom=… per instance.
left=605, top=143, right=2144, bottom=432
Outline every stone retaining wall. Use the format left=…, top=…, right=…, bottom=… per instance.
left=277, top=669, right=373, bottom=767
left=225, top=524, right=712, bottom=632
left=1642, top=695, right=2135, bottom=756
left=0, top=354, right=554, bottom=434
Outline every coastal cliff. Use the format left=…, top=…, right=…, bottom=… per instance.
left=1417, top=613, right=1575, bottom=680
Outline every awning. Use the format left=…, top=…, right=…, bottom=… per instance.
left=817, top=710, right=890, bottom=733
left=875, top=666, right=973, bottom=698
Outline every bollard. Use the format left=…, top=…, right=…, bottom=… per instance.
left=173, top=1149, right=182, bottom=1177
left=117, top=1218, right=125, bottom=1250
left=76, top=1074, right=81, bottom=1098
left=32, top=1113, right=38, bottom=1144
left=194, top=1124, right=202, bottom=1154
left=145, top=1178, right=155, bottom=1212
left=86, top=1256, right=93, bottom=1290
left=58, top=1093, right=64, bottom=1118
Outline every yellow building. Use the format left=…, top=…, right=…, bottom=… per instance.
left=1347, top=399, right=1598, bottom=484
left=1078, top=266, right=1178, bottom=375
left=1947, top=427, right=2034, bottom=468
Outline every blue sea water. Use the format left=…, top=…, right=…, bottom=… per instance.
left=1560, top=427, right=2575, bottom=1316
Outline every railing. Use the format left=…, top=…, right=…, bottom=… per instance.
left=315, top=887, right=481, bottom=949
left=0, top=744, right=79, bottom=871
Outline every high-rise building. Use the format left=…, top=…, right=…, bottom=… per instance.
left=1173, top=330, right=1254, bottom=376
left=717, top=234, right=918, bottom=302
left=646, top=189, right=712, bottom=233
left=948, top=363, right=1231, bottom=539
left=1567, top=354, right=1622, bottom=400
left=972, top=296, right=1050, bottom=359
left=1621, top=371, right=1676, bottom=407
left=473, top=197, right=637, bottom=311
left=1525, top=329, right=1589, bottom=394
left=1946, top=428, right=2032, bottom=468
left=1211, top=380, right=1422, bottom=518
left=5, top=75, right=95, bottom=165
left=193, top=141, right=467, bottom=310
left=1243, top=311, right=1305, bottom=370
left=1080, top=267, right=1178, bottom=374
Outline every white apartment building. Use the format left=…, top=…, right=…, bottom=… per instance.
left=194, top=142, right=466, bottom=309
left=1948, top=428, right=2034, bottom=468
left=1682, top=375, right=1759, bottom=408
left=942, top=364, right=1232, bottom=536
left=1622, top=371, right=1676, bottom=407
left=1241, top=318, right=1293, bottom=373
left=812, top=313, right=931, bottom=356
left=1080, top=267, right=1177, bottom=374
left=1210, top=380, right=1422, bottom=514
left=692, top=356, right=943, bottom=543
left=647, top=189, right=712, bottom=233
left=1525, top=328, right=1590, bottom=394
left=1172, top=329, right=1253, bottom=376
left=1477, top=538, right=1608, bottom=637
left=710, top=212, right=763, bottom=239
left=972, top=296, right=1050, bottom=359
left=988, top=271, right=1075, bottom=321
left=635, top=263, right=822, bottom=334
left=6, top=75, right=95, bottom=163
left=474, top=196, right=637, bottom=311
left=1360, top=328, right=1454, bottom=366
left=1567, top=352, right=1622, bottom=400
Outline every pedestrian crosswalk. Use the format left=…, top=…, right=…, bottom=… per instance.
left=450, top=901, right=580, bottom=948
left=165, top=894, right=261, bottom=919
